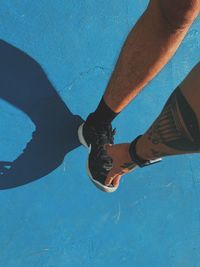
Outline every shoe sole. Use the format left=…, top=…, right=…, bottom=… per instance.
left=78, top=123, right=118, bottom=193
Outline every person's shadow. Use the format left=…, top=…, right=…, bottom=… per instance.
left=0, top=40, right=83, bottom=189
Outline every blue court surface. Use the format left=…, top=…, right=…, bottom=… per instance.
left=0, top=1, right=200, bottom=267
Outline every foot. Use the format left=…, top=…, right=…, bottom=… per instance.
left=78, top=114, right=116, bottom=193
left=104, top=143, right=137, bottom=188
left=105, top=137, right=162, bottom=188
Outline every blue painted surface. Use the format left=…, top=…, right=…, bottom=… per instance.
left=0, top=1, right=200, bottom=266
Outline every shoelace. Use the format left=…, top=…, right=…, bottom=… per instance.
left=91, top=126, right=115, bottom=173
left=92, top=126, right=115, bottom=146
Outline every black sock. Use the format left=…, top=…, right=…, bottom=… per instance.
left=86, top=97, right=119, bottom=128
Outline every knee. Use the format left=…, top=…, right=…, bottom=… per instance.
left=159, top=0, right=200, bottom=30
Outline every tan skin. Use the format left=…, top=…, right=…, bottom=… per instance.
left=105, top=63, right=200, bottom=187
left=104, top=0, right=200, bottom=113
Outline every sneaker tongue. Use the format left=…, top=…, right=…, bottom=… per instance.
left=93, top=123, right=111, bottom=131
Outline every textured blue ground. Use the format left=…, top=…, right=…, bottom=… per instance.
left=0, top=1, right=200, bottom=267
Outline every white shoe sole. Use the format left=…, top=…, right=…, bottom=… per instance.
left=78, top=123, right=118, bottom=193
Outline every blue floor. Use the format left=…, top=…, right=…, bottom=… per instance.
left=0, top=1, right=200, bottom=267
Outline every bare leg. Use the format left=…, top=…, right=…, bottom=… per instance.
left=104, top=0, right=200, bottom=112
left=105, top=62, right=200, bottom=186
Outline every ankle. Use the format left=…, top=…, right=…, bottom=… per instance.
left=129, top=135, right=155, bottom=166
left=86, top=98, right=119, bottom=128
left=123, top=143, right=133, bottom=162
left=135, top=135, right=155, bottom=161
left=106, top=143, right=133, bottom=163
left=85, top=113, right=111, bottom=130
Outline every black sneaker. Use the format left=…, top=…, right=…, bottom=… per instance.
left=78, top=118, right=116, bottom=193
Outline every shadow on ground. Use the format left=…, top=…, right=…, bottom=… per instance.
left=0, top=40, right=83, bottom=189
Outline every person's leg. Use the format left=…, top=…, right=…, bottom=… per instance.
left=105, top=62, right=200, bottom=187
left=89, top=0, right=200, bottom=124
